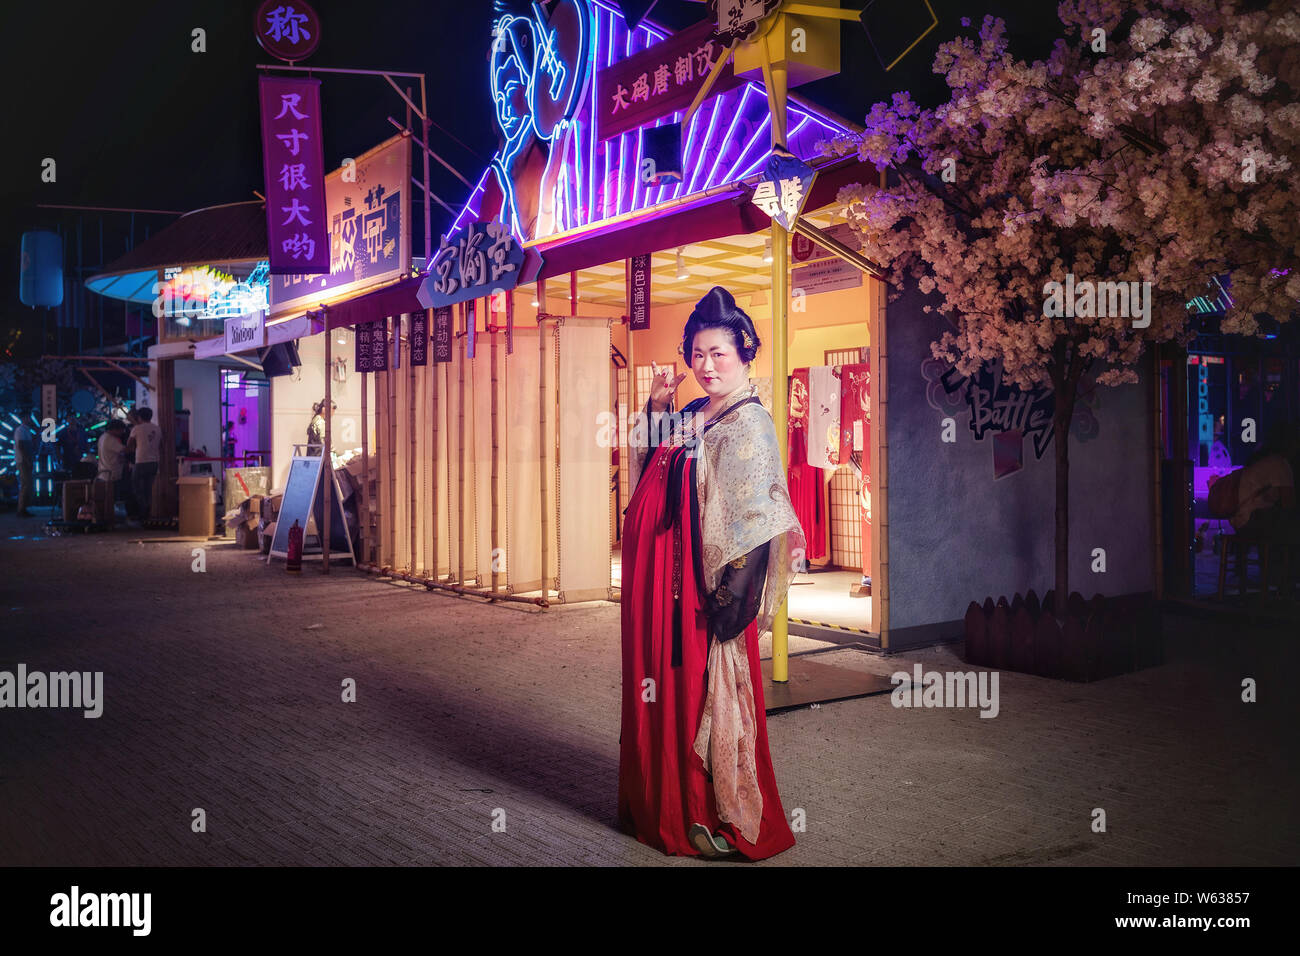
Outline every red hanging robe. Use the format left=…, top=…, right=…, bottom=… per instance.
left=618, top=400, right=797, bottom=861
left=787, top=368, right=827, bottom=562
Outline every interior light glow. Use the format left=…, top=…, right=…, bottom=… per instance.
left=675, top=246, right=688, bottom=280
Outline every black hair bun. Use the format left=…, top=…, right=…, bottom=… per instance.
left=682, top=285, right=761, bottom=363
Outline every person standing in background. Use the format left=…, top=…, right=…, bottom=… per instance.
left=125, top=407, right=161, bottom=521
left=13, top=413, right=35, bottom=517
left=96, top=421, right=128, bottom=526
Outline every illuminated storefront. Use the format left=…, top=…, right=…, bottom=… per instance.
left=338, top=0, right=883, bottom=642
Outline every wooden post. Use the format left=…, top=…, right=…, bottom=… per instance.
left=538, top=279, right=548, bottom=598
left=151, top=357, right=177, bottom=520
left=457, top=302, right=467, bottom=584
left=323, top=309, right=332, bottom=574
left=434, top=314, right=444, bottom=580
left=764, top=46, right=792, bottom=682
left=388, top=317, right=398, bottom=569
left=408, top=313, right=418, bottom=575
left=360, top=339, right=369, bottom=566
left=491, top=313, right=500, bottom=592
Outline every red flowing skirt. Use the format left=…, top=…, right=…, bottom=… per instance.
left=618, top=442, right=796, bottom=860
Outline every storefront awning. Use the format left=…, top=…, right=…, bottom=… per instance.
left=317, top=275, right=426, bottom=332
left=530, top=157, right=878, bottom=281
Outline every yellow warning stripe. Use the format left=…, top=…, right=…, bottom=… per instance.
left=788, top=618, right=869, bottom=634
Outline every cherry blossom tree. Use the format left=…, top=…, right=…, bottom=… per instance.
left=826, top=0, right=1299, bottom=602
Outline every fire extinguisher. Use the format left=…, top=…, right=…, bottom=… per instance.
left=286, top=518, right=303, bottom=574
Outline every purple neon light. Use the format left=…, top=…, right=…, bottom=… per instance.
left=451, top=168, right=490, bottom=236
left=725, top=112, right=771, bottom=183
left=702, top=83, right=754, bottom=190
left=629, top=26, right=645, bottom=213
left=615, top=16, right=627, bottom=217
left=736, top=115, right=812, bottom=181
left=452, top=2, right=852, bottom=237
left=602, top=4, right=613, bottom=222
left=686, top=93, right=729, bottom=195
left=671, top=100, right=704, bottom=201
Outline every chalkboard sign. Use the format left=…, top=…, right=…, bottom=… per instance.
left=269, top=452, right=354, bottom=562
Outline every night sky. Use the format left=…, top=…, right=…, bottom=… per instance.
left=1, top=0, right=1061, bottom=356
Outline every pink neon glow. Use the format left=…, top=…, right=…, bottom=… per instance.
left=456, top=1, right=849, bottom=237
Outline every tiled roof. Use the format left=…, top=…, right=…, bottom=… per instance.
left=96, top=200, right=267, bottom=276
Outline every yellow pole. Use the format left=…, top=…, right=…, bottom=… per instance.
left=767, top=47, right=791, bottom=683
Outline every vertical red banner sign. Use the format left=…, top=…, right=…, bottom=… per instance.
left=628, top=253, right=651, bottom=330
left=369, top=317, right=389, bottom=372
left=432, top=307, right=452, bottom=364
left=410, top=310, right=428, bottom=366
left=259, top=75, right=329, bottom=275
left=355, top=324, right=372, bottom=373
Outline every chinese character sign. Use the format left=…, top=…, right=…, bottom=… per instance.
left=709, top=0, right=780, bottom=43
left=418, top=221, right=527, bottom=309
left=259, top=75, right=329, bottom=275
left=355, top=323, right=373, bottom=374
left=410, top=310, right=429, bottom=366
left=254, top=0, right=321, bottom=62
left=269, top=135, right=410, bottom=318
left=628, top=254, right=651, bottom=331
left=751, top=151, right=816, bottom=231
left=368, top=317, right=389, bottom=373
left=596, top=20, right=742, bottom=142
left=432, top=307, right=452, bottom=364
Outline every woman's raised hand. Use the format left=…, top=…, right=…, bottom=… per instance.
left=649, top=361, right=687, bottom=412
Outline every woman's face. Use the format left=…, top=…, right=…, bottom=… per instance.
left=690, top=327, right=748, bottom=401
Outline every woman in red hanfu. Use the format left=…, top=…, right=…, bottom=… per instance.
left=619, top=287, right=806, bottom=860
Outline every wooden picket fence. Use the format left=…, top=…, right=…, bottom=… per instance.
left=964, top=590, right=1163, bottom=681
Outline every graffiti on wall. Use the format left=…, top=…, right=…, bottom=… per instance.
left=921, top=356, right=1100, bottom=479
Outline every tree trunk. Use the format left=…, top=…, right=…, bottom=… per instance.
left=1053, top=372, right=1079, bottom=609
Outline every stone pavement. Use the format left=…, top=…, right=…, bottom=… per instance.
left=0, top=513, right=1296, bottom=866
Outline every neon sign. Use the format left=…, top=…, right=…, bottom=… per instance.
left=751, top=150, right=816, bottom=230
left=489, top=0, right=592, bottom=239
left=458, top=0, right=849, bottom=242
left=151, top=261, right=270, bottom=322
left=418, top=221, right=527, bottom=308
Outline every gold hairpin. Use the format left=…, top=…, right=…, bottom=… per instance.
left=742, top=330, right=754, bottom=349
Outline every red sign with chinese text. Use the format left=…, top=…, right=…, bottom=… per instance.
left=259, top=75, right=329, bottom=275
left=596, top=20, right=742, bottom=142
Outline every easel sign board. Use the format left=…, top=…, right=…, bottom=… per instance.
left=269, top=452, right=355, bottom=562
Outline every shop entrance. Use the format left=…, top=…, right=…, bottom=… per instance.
left=1161, top=329, right=1300, bottom=601
left=562, top=215, right=875, bottom=634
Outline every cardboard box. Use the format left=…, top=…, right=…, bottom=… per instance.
left=63, top=480, right=92, bottom=520
left=177, top=476, right=217, bottom=537
left=260, top=520, right=276, bottom=555
left=234, top=523, right=259, bottom=549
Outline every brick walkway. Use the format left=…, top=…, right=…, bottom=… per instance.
left=1, top=514, right=1296, bottom=866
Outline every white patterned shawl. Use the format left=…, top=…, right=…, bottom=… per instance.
left=695, top=383, right=806, bottom=641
